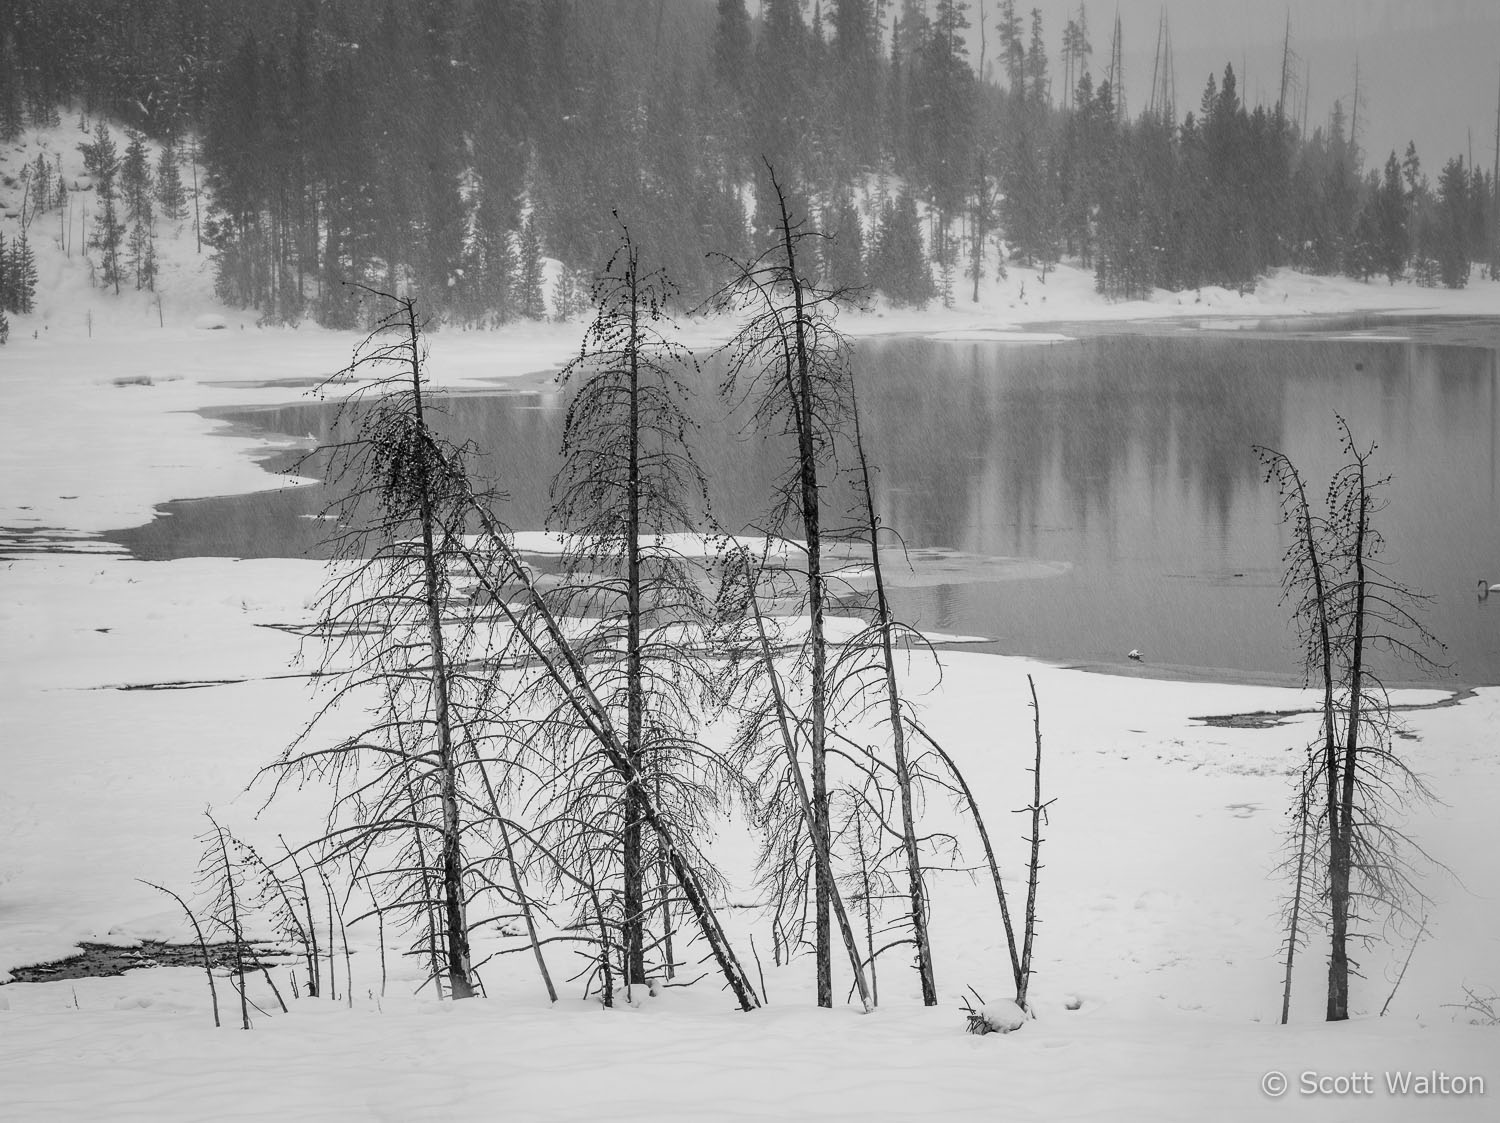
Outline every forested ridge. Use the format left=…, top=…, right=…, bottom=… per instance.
left=2, top=0, right=1495, bottom=329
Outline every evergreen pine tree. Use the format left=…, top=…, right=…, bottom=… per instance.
left=869, top=191, right=933, bottom=306
left=81, top=122, right=119, bottom=190
left=92, top=186, right=127, bottom=295
left=997, top=0, right=1025, bottom=95
left=0, top=52, right=23, bottom=142
left=830, top=0, right=881, bottom=169
left=1026, top=8, right=1049, bottom=105
left=714, top=0, right=753, bottom=91
left=513, top=214, right=546, bottom=320
left=821, top=196, right=867, bottom=291
left=25, top=94, right=59, bottom=130
left=1435, top=156, right=1470, bottom=288
left=28, top=154, right=53, bottom=215
left=129, top=210, right=157, bottom=291
left=121, top=128, right=155, bottom=225
left=1375, top=151, right=1408, bottom=283
left=1347, top=196, right=1380, bottom=282
left=156, top=142, right=187, bottom=221
left=11, top=231, right=37, bottom=314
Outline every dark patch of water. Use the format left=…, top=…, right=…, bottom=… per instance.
left=106, top=323, right=1500, bottom=686
left=6, top=940, right=286, bottom=983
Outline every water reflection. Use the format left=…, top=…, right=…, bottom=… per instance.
left=110, top=324, right=1500, bottom=685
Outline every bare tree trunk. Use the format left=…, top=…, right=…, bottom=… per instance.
left=853, top=813, right=879, bottom=1006
left=1016, top=676, right=1049, bottom=1012
left=190, top=139, right=201, bottom=255
left=766, top=172, right=835, bottom=1009
left=971, top=151, right=988, bottom=304
left=623, top=248, right=647, bottom=992
left=657, top=771, right=676, bottom=979
left=500, top=813, right=557, bottom=1003
left=402, top=300, right=474, bottom=1000
left=1281, top=766, right=1313, bottom=1024
left=1328, top=459, right=1371, bottom=1023
left=1293, top=462, right=1337, bottom=1025
left=751, top=597, right=872, bottom=1012
left=849, top=384, right=936, bottom=1005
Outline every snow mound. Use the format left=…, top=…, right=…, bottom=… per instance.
left=969, top=999, right=1027, bottom=1034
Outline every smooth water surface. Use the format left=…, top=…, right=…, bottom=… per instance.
left=113, top=317, right=1500, bottom=686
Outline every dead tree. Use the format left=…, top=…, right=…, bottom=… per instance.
left=823, top=378, right=938, bottom=1004
left=1257, top=417, right=1446, bottom=1021
left=262, top=288, right=518, bottom=1000
left=140, top=879, right=220, bottom=1027
left=906, top=719, right=1023, bottom=995
left=200, top=812, right=253, bottom=1029
left=1015, top=676, right=1052, bottom=1012
left=1257, top=444, right=1338, bottom=1024
left=709, top=161, right=858, bottom=1008
left=735, top=567, right=873, bottom=1012
left=535, top=223, right=730, bottom=1001
left=452, top=501, right=763, bottom=1011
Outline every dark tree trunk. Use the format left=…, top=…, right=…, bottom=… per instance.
left=1328, top=467, right=1370, bottom=1023
left=849, top=385, right=936, bottom=1005
left=623, top=249, right=647, bottom=991
left=772, top=176, right=833, bottom=1009
left=404, top=301, right=474, bottom=1001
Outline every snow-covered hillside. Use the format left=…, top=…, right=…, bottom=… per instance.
left=3, top=115, right=1498, bottom=1122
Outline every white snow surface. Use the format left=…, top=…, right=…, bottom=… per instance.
left=3, top=120, right=1499, bottom=1120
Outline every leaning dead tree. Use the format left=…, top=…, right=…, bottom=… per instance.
left=261, top=288, right=525, bottom=1001
left=709, top=161, right=859, bottom=1008
left=452, top=496, right=763, bottom=1012
left=714, top=547, right=874, bottom=1011
left=1257, top=416, right=1446, bottom=1022
left=906, top=718, right=1024, bottom=998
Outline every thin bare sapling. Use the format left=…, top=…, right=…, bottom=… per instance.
left=200, top=811, right=253, bottom=1029
left=138, top=879, right=220, bottom=1027
left=238, top=837, right=317, bottom=1002
left=1015, top=676, right=1053, bottom=1013
left=905, top=718, right=1024, bottom=996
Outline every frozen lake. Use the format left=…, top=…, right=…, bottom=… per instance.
left=112, top=316, right=1500, bottom=686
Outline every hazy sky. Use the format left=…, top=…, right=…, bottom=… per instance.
left=964, top=0, right=1500, bottom=174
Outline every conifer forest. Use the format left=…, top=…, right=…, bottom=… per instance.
left=2, top=0, right=1495, bottom=330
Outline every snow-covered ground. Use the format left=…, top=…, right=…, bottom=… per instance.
left=3, top=119, right=1498, bottom=1120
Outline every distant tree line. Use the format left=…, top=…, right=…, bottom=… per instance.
left=2, top=0, right=1496, bottom=327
